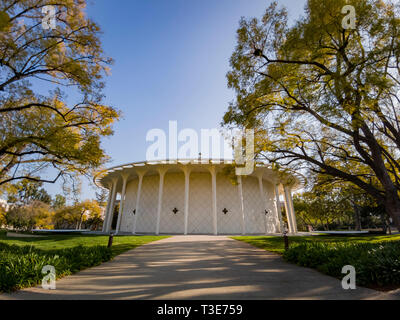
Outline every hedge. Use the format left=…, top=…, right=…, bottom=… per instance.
left=283, top=241, right=400, bottom=287
left=0, top=243, right=112, bottom=292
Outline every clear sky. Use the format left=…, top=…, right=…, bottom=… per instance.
left=47, top=0, right=307, bottom=200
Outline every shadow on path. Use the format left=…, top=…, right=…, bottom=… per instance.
left=1, top=236, right=397, bottom=300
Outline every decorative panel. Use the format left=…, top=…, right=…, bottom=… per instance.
left=216, top=173, right=242, bottom=234
left=120, top=178, right=138, bottom=232
left=243, top=176, right=266, bottom=234
left=263, top=180, right=279, bottom=233
left=187, top=172, right=213, bottom=234
left=159, top=172, right=185, bottom=234
left=135, top=175, right=159, bottom=233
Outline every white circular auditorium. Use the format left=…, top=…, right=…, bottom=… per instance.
left=95, top=160, right=301, bottom=235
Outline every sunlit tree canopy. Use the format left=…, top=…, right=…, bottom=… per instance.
left=224, top=0, right=400, bottom=229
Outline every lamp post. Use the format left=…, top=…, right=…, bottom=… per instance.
left=107, top=232, right=114, bottom=248
left=283, top=226, right=289, bottom=251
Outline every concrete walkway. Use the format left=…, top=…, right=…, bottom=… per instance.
left=1, top=236, right=397, bottom=300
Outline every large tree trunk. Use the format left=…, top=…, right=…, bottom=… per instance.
left=386, top=216, right=392, bottom=235
left=385, top=192, right=400, bottom=233
left=380, top=213, right=387, bottom=234
left=357, top=123, right=400, bottom=232
left=353, top=204, right=362, bottom=231
left=78, top=212, right=84, bottom=230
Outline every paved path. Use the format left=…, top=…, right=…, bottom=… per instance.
left=1, top=236, right=397, bottom=300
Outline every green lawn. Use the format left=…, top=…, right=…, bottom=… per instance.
left=0, top=231, right=169, bottom=257
left=232, top=234, right=400, bottom=254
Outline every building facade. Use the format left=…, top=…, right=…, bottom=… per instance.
left=95, top=160, right=301, bottom=235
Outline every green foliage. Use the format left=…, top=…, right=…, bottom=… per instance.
left=0, top=242, right=112, bottom=292
left=0, top=0, right=120, bottom=188
left=0, top=206, right=6, bottom=227
left=52, top=194, right=66, bottom=210
left=283, top=241, right=400, bottom=287
left=294, top=190, right=353, bottom=231
left=54, top=199, right=103, bottom=230
left=2, top=192, right=104, bottom=231
left=0, top=233, right=169, bottom=258
left=5, top=201, right=54, bottom=231
left=0, top=10, right=10, bottom=31
left=7, top=179, right=52, bottom=205
left=294, top=176, right=391, bottom=231
left=224, top=0, right=400, bottom=229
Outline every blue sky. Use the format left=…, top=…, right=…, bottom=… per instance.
left=47, top=0, right=307, bottom=200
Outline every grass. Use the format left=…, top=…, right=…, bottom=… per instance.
left=231, top=234, right=400, bottom=254
left=0, top=232, right=169, bottom=258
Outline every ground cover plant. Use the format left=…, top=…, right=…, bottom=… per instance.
left=283, top=241, right=400, bottom=288
left=0, top=243, right=111, bottom=292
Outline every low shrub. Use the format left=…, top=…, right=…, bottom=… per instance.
left=0, top=243, right=112, bottom=292
left=283, top=241, right=400, bottom=287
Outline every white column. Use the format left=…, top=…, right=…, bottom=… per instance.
left=287, top=186, right=298, bottom=233
left=102, top=183, right=113, bottom=233
left=155, top=168, right=167, bottom=235
left=283, top=186, right=295, bottom=234
left=257, top=174, right=268, bottom=235
left=133, top=171, right=146, bottom=234
left=116, top=173, right=129, bottom=234
left=274, top=184, right=284, bottom=233
left=105, top=178, right=118, bottom=233
left=210, top=166, right=218, bottom=235
left=237, top=175, right=246, bottom=235
left=182, top=167, right=191, bottom=235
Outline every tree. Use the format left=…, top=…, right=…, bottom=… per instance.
left=54, top=204, right=79, bottom=229
left=293, top=179, right=384, bottom=231
left=52, top=194, right=66, bottom=209
left=293, top=175, right=353, bottom=231
left=0, top=205, right=6, bottom=227
left=81, top=199, right=102, bottom=230
left=7, top=179, right=52, bottom=204
left=0, top=0, right=120, bottom=188
left=5, top=200, right=53, bottom=230
left=95, top=187, right=108, bottom=207
left=294, top=191, right=351, bottom=231
left=54, top=199, right=102, bottom=230
left=294, top=170, right=391, bottom=231
left=224, top=0, right=400, bottom=230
